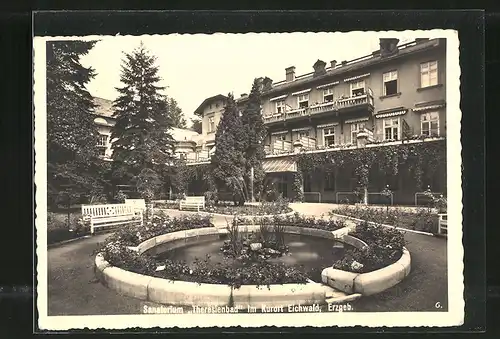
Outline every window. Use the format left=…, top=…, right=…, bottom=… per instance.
left=215, top=103, right=220, bottom=108
left=209, top=104, right=213, bottom=110
left=324, top=172, right=336, bottom=191
left=298, top=130, right=310, bottom=139
left=350, top=122, right=365, bottom=143
left=350, top=80, right=365, bottom=97
left=421, top=112, right=440, bottom=137
left=276, top=100, right=286, bottom=114
left=98, top=147, right=107, bottom=157
left=208, top=116, right=215, bottom=133
left=97, top=134, right=108, bottom=147
left=323, top=87, right=334, bottom=102
left=298, top=94, right=309, bottom=108
left=383, top=118, right=399, bottom=140
left=420, top=61, right=438, bottom=88
left=383, top=70, right=398, bottom=96
left=323, top=127, right=335, bottom=147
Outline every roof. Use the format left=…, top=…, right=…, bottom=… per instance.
left=92, top=97, right=115, bottom=117
left=193, top=94, right=228, bottom=116
left=170, top=127, right=202, bottom=143
left=260, top=38, right=444, bottom=97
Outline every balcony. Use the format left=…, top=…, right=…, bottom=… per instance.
left=263, top=90, right=374, bottom=125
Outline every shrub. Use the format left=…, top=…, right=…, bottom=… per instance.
left=114, top=190, right=128, bottom=203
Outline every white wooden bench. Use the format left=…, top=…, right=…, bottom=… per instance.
left=438, top=213, right=447, bottom=235
left=82, top=203, right=143, bottom=234
left=179, top=196, right=205, bottom=212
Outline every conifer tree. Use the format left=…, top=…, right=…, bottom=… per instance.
left=46, top=40, right=108, bottom=208
left=168, top=98, right=187, bottom=129
left=211, top=93, right=247, bottom=205
left=241, top=78, right=267, bottom=201
left=190, top=118, right=202, bottom=134
left=110, top=42, right=175, bottom=184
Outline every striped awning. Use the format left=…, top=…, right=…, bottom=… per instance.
left=292, top=127, right=312, bottom=132
left=316, top=81, right=340, bottom=89
left=271, top=130, right=289, bottom=136
left=413, top=103, right=446, bottom=112
left=317, top=122, right=339, bottom=128
left=343, top=73, right=371, bottom=82
left=263, top=158, right=297, bottom=173
left=292, top=89, right=312, bottom=96
left=375, top=109, right=408, bottom=119
left=345, top=117, right=369, bottom=124
left=270, top=94, right=288, bottom=102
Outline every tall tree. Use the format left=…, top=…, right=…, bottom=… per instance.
left=168, top=98, right=187, bottom=128
left=211, top=93, right=247, bottom=205
left=241, top=78, right=267, bottom=201
left=190, top=118, right=202, bottom=134
left=46, top=40, right=108, bottom=208
left=110, top=42, right=175, bottom=186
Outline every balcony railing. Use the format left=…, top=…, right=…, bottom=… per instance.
left=263, top=90, right=374, bottom=124
left=263, top=132, right=444, bottom=156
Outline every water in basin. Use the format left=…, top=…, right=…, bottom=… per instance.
left=152, top=233, right=351, bottom=282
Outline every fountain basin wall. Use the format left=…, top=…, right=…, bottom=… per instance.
left=321, top=248, right=411, bottom=296
left=96, top=225, right=359, bottom=308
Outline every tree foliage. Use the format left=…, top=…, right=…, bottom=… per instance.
left=168, top=97, right=187, bottom=129
left=110, top=42, right=175, bottom=185
left=190, top=118, right=202, bottom=134
left=46, top=40, right=109, bottom=208
left=211, top=93, right=247, bottom=205
left=241, top=78, right=267, bottom=200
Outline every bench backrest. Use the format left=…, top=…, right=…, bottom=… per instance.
left=125, top=199, right=146, bottom=209
left=82, top=204, right=135, bottom=219
left=183, top=196, right=205, bottom=203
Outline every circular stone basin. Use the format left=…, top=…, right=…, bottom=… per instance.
left=148, top=233, right=354, bottom=282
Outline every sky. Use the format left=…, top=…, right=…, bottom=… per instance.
left=79, top=32, right=426, bottom=127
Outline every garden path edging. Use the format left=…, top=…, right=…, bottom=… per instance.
left=321, top=247, right=411, bottom=296
left=95, top=225, right=362, bottom=308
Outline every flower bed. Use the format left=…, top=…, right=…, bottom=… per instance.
left=330, top=205, right=440, bottom=233
left=96, top=213, right=349, bottom=288
left=332, top=221, right=406, bottom=274
left=100, top=212, right=214, bottom=248
left=239, top=213, right=348, bottom=232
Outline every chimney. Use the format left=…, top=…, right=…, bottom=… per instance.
left=379, top=38, right=400, bottom=57
left=415, top=38, right=429, bottom=44
left=341, top=60, right=347, bottom=66
left=285, top=66, right=296, bottom=82
left=255, top=77, right=264, bottom=91
left=330, top=60, right=337, bottom=68
left=313, top=59, right=327, bottom=77
left=262, top=77, right=273, bottom=91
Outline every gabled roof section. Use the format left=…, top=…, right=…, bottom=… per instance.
left=193, top=94, right=228, bottom=116
left=92, top=97, right=115, bottom=117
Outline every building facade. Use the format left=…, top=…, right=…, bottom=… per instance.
left=91, top=97, right=204, bottom=161
left=187, top=38, right=447, bottom=205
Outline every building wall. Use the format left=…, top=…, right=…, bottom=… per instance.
left=261, top=39, right=446, bottom=148
left=201, top=99, right=226, bottom=148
